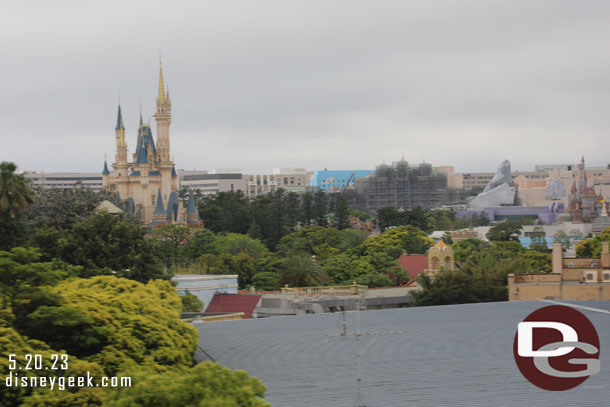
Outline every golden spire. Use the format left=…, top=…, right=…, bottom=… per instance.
left=157, top=56, right=165, bottom=105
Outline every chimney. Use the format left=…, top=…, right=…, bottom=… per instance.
left=602, top=241, right=610, bottom=268
left=552, top=242, right=563, bottom=274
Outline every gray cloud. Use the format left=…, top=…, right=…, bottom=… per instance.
left=2, top=0, right=610, bottom=174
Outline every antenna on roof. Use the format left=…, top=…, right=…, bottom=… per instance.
left=353, top=298, right=367, bottom=407
left=327, top=295, right=406, bottom=407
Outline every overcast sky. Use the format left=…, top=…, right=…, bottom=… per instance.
left=2, top=0, right=610, bottom=174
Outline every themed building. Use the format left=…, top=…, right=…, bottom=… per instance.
left=102, top=62, right=200, bottom=227
left=557, top=157, right=607, bottom=224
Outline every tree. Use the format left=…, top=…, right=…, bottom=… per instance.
left=180, top=293, right=204, bottom=312
left=332, top=194, right=350, bottom=230
left=0, top=247, right=75, bottom=330
left=267, top=189, right=287, bottom=248
left=0, top=326, right=105, bottom=407
left=320, top=253, right=354, bottom=284
left=277, top=227, right=342, bottom=260
left=104, top=362, right=270, bottom=407
left=247, top=219, right=263, bottom=240
left=279, top=256, right=327, bottom=287
left=350, top=209, right=370, bottom=222
left=251, top=272, right=280, bottom=291
left=452, top=239, right=490, bottom=262
left=361, top=225, right=432, bottom=257
left=574, top=227, right=610, bottom=258
left=196, top=253, right=257, bottom=288
left=0, top=212, right=27, bottom=251
left=529, top=226, right=546, bottom=247
left=198, top=191, right=251, bottom=234
left=0, top=162, right=34, bottom=251
left=151, top=224, right=194, bottom=267
left=441, top=231, right=453, bottom=245
left=338, top=229, right=367, bottom=251
left=486, top=220, right=522, bottom=242
left=0, top=162, right=34, bottom=218
left=50, top=276, right=198, bottom=375
left=300, top=192, right=314, bottom=226
left=376, top=207, right=400, bottom=231
left=413, top=266, right=507, bottom=306
left=576, top=239, right=596, bottom=258
left=313, top=191, right=328, bottom=227
left=25, top=185, right=117, bottom=232
left=213, top=233, right=268, bottom=260
left=57, top=212, right=164, bottom=283
left=553, top=230, right=571, bottom=250
left=181, top=228, right=217, bottom=261
left=284, top=192, right=300, bottom=232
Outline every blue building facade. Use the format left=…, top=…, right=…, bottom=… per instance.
left=310, top=170, right=373, bottom=192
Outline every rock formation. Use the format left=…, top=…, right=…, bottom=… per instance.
left=545, top=178, right=567, bottom=200
left=469, top=159, right=516, bottom=208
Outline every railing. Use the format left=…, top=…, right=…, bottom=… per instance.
left=180, top=312, right=245, bottom=323
left=280, top=283, right=368, bottom=296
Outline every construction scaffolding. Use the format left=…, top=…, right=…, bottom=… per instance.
left=353, top=160, right=450, bottom=213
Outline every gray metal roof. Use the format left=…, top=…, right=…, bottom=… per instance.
left=195, top=301, right=610, bottom=407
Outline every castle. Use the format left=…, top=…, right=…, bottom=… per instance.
left=557, top=156, right=606, bottom=224
left=102, top=62, right=200, bottom=226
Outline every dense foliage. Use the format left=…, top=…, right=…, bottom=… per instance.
left=575, top=227, right=610, bottom=258
left=0, top=248, right=266, bottom=406
left=105, top=362, right=270, bottom=407
left=413, top=239, right=551, bottom=306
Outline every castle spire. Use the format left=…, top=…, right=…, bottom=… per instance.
left=157, top=56, right=165, bottom=106
left=186, top=188, right=202, bottom=226
left=102, top=160, right=110, bottom=175
left=115, top=104, right=124, bottom=131
left=152, top=188, right=168, bottom=226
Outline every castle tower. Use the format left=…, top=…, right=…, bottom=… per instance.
left=577, top=155, right=586, bottom=200
left=152, top=188, right=167, bottom=227
left=115, top=104, right=128, bottom=164
left=186, top=188, right=202, bottom=226
left=111, top=104, right=130, bottom=200
left=153, top=59, right=174, bottom=203
left=102, top=159, right=110, bottom=189
left=154, top=59, right=172, bottom=163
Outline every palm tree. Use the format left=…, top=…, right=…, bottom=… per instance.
left=0, top=162, right=34, bottom=217
left=279, top=255, right=327, bottom=287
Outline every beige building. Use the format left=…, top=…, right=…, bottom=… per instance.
left=508, top=242, right=610, bottom=301
left=246, top=168, right=310, bottom=197
left=435, top=166, right=463, bottom=190
left=451, top=227, right=478, bottom=242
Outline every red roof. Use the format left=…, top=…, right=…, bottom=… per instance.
left=397, top=254, right=428, bottom=282
left=206, top=294, right=262, bottom=319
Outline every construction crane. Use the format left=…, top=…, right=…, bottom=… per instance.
left=341, top=172, right=356, bottom=194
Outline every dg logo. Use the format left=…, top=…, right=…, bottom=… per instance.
left=513, top=305, right=601, bottom=391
